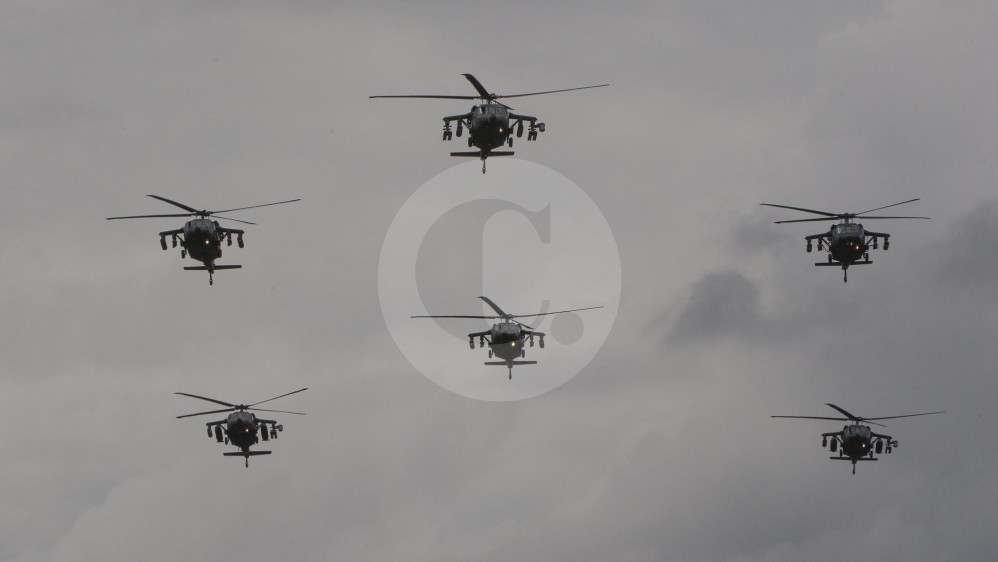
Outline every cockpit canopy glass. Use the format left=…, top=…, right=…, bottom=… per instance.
left=495, top=323, right=519, bottom=335
left=833, top=224, right=863, bottom=237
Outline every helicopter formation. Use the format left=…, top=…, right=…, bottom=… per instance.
left=97, top=72, right=940, bottom=473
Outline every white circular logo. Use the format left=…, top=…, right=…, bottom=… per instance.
left=378, top=159, right=621, bottom=401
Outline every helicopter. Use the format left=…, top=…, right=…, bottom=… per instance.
left=772, top=403, right=943, bottom=474
left=176, top=388, right=307, bottom=467
left=412, top=296, right=603, bottom=379
left=107, top=195, right=300, bottom=285
left=371, top=73, right=608, bottom=173
left=760, top=198, right=929, bottom=282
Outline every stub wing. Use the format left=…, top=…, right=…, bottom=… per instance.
left=508, top=112, right=538, bottom=123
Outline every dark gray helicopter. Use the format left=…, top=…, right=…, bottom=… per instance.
left=107, top=195, right=300, bottom=285
left=371, top=73, right=608, bottom=173
left=773, top=403, right=943, bottom=474
left=176, top=388, right=307, bottom=467
left=412, top=296, right=602, bottom=379
left=761, top=198, right=929, bottom=282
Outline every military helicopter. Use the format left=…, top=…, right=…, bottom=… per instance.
left=371, top=73, right=608, bottom=173
left=176, top=388, right=307, bottom=467
left=107, top=195, right=300, bottom=285
left=412, top=296, right=602, bottom=379
left=772, top=403, right=943, bottom=474
left=760, top=198, right=929, bottom=282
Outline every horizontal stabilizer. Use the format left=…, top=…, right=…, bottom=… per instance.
left=184, top=265, right=243, bottom=271
left=814, top=261, right=872, bottom=267
left=449, top=151, right=515, bottom=158
left=829, top=457, right=877, bottom=461
left=484, top=361, right=537, bottom=366
left=224, top=451, right=271, bottom=457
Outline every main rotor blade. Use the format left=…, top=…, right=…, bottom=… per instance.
left=210, top=215, right=257, bottom=226
left=148, top=195, right=200, bottom=214
left=499, top=83, right=609, bottom=99
left=175, top=392, right=237, bottom=408
left=856, top=198, right=920, bottom=216
left=462, top=74, right=492, bottom=99
left=518, top=305, right=604, bottom=318
left=411, top=315, right=496, bottom=319
left=478, top=296, right=509, bottom=317
left=249, top=407, right=306, bottom=415
left=248, top=387, right=308, bottom=408
left=771, top=415, right=849, bottom=421
left=211, top=198, right=302, bottom=214
left=864, top=411, right=944, bottom=421
left=846, top=215, right=930, bottom=220
left=369, top=94, right=478, bottom=100
left=176, top=407, right=235, bottom=419
left=513, top=320, right=534, bottom=330
left=106, top=213, right=191, bottom=220
left=773, top=217, right=841, bottom=224
left=760, top=203, right=839, bottom=217
left=826, top=403, right=861, bottom=420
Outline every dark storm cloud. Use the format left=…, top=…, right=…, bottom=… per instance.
left=932, top=200, right=998, bottom=290
left=667, top=270, right=761, bottom=343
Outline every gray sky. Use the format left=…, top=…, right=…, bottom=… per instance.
left=1, top=1, right=996, bottom=561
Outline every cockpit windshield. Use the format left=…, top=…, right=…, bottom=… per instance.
left=495, top=323, right=518, bottom=335
left=833, top=224, right=863, bottom=237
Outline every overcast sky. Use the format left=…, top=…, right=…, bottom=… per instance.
left=0, top=1, right=995, bottom=561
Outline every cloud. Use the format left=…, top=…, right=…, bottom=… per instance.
left=667, top=270, right=761, bottom=343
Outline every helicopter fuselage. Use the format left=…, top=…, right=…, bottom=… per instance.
left=836, top=424, right=875, bottom=460
left=467, top=104, right=511, bottom=152
left=181, top=219, right=224, bottom=266
left=825, top=223, right=869, bottom=265
left=488, top=321, right=526, bottom=362
left=824, top=423, right=896, bottom=473
left=223, top=411, right=261, bottom=450
left=160, top=217, right=245, bottom=283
